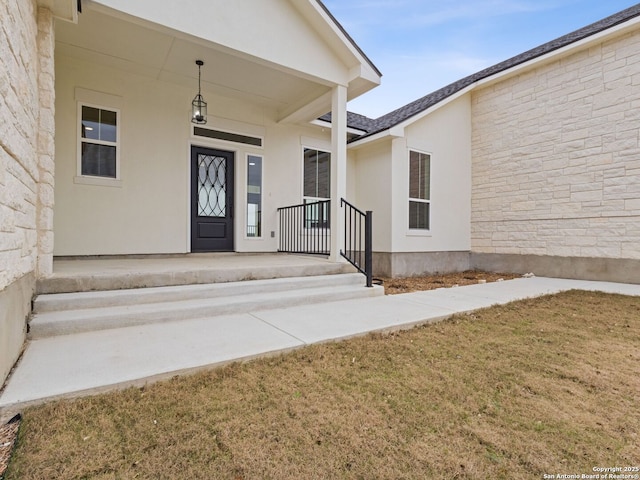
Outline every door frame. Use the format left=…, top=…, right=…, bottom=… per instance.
left=190, top=145, right=236, bottom=252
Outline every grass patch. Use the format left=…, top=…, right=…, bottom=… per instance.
left=6, top=290, right=640, bottom=479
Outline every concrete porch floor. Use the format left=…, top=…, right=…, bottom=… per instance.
left=39, top=253, right=357, bottom=294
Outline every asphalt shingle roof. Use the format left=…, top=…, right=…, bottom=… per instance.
left=322, top=3, right=640, bottom=142
left=318, top=111, right=376, bottom=132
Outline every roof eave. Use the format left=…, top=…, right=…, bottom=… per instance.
left=349, top=7, right=640, bottom=145
left=476, top=12, right=640, bottom=90
left=314, top=0, right=382, bottom=78
left=310, top=118, right=368, bottom=136
left=348, top=85, right=476, bottom=147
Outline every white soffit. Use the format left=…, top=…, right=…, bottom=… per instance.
left=86, top=0, right=349, bottom=86
left=55, top=5, right=330, bottom=111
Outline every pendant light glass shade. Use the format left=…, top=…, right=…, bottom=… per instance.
left=191, top=60, right=207, bottom=124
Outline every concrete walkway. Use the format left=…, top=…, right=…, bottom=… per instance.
left=1, top=276, right=639, bottom=419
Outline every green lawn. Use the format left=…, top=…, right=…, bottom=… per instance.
left=6, top=290, right=640, bottom=479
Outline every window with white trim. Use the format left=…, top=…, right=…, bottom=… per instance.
left=303, top=147, right=330, bottom=229
left=247, top=155, right=263, bottom=238
left=409, top=150, right=430, bottom=230
left=79, top=104, right=119, bottom=178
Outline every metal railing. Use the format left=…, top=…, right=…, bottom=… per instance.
left=277, top=200, right=330, bottom=255
left=341, top=198, right=373, bottom=287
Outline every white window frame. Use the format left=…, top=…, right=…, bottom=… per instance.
left=408, top=149, right=431, bottom=231
left=246, top=153, right=264, bottom=239
left=301, top=146, right=331, bottom=230
left=76, top=101, right=121, bottom=186
left=302, top=146, right=331, bottom=202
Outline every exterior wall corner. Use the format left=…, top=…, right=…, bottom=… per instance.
left=36, top=6, right=56, bottom=278
left=1, top=0, right=48, bottom=386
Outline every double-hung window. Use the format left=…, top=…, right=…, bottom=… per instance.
left=409, top=150, right=431, bottom=230
left=79, top=104, right=119, bottom=179
left=303, top=148, right=330, bottom=229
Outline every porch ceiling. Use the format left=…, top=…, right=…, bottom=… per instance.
left=55, top=5, right=332, bottom=116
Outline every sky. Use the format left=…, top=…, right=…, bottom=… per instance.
left=321, top=0, right=639, bottom=118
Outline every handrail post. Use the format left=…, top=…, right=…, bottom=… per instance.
left=365, top=210, right=373, bottom=288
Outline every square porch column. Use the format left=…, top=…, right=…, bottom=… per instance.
left=329, top=84, right=347, bottom=262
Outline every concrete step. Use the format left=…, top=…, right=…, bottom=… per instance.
left=29, top=274, right=383, bottom=339
left=38, top=254, right=356, bottom=294
left=34, top=273, right=366, bottom=313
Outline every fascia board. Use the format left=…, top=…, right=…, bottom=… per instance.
left=347, top=129, right=399, bottom=150
left=310, top=119, right=368, bottom=136
left=310, top=1, right=381, bottom=77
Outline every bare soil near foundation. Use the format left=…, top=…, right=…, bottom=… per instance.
left=381, top=270, right=520, bottom=294
left=5, top=290, right=640, bottom=479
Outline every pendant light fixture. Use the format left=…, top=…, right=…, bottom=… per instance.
left=191, top=60, right=207, bottom=124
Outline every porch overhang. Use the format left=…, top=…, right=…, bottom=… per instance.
left=55, top=0, right=381, bottom=124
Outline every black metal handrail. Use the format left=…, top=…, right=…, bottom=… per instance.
left=341, top=198, right=373, bottom=287
left=277, top=200, right=330, bottom=255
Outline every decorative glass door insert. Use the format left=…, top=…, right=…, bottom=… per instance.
left=198, top=154, right=227, bottom=217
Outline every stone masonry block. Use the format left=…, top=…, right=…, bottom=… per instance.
left=625, top=198, right=640, bottom=211
left=620, top=245, right=640, bottom=259
left=604, top=137, right=638, bottom=153
left=580, top=246, right=621, bottom=258
left=604, top=64, right=636, bottom=85
left=37, top=205, right=54, bottom=231
left=570, top=190, right=602, bottom=202
left=570, top=182, right=603, bottom=193
left=37, top=251, right=53, bottom=277
left=0, top=204, right=16, bottom=233
left=37, top=131, right=54, bottom=155
left=38, top=106, right=54, bottom=133
left=37, top=181, right=54, bottom=208
left=37, top=228, right=53, bottom=254
left=0, top=230, right=20, bottom=253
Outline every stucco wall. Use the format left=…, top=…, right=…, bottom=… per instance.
left=351, top=94, right=472, bottom=277
left=394, top=93, right=472, bottom=254
left=471, top=29, right=640, bottom=265
left=0, top=0, right=55, bottom=384
left=54, top=54, right=333, bottom=256
left=352, top=140, right=393, bottom=252
left=353, top=94, right=472, bottom=257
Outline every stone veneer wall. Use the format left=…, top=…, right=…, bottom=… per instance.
left=0, top=0, right=55, bottom=384
left=471, top=28, right=640, bottom=281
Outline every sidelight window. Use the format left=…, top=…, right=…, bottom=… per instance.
left=247, top=155, right=263, bottom=237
